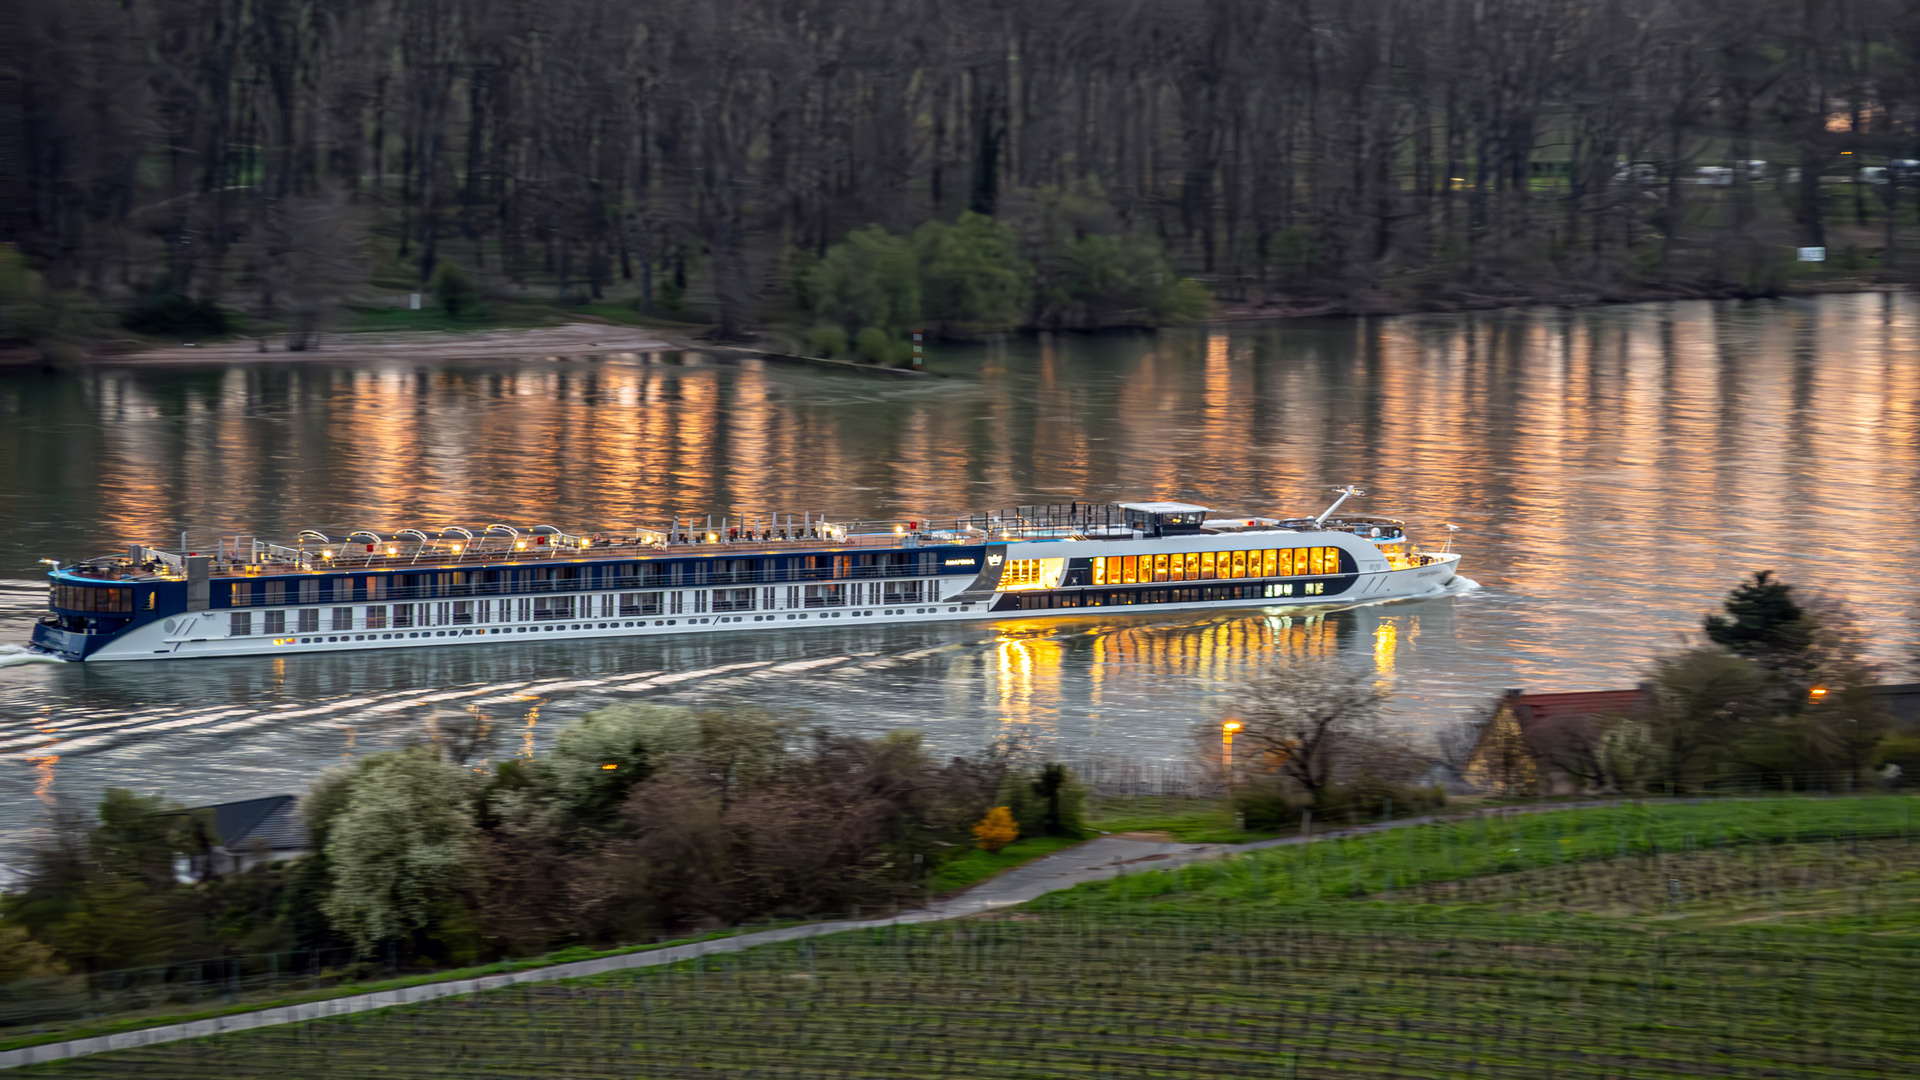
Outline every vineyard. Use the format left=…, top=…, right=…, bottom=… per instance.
left=26, top=797, right=1920, bottom=1078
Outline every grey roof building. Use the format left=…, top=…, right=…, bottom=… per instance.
left=184, top=795, right=310, bottom=877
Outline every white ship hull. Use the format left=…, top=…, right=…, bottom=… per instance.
left=78, top=553, right=1460, bottom=662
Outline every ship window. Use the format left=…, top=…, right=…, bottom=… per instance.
left=145, top=592, right=156, bottom=611
left=1153, top=554, right=1168, bottom=582
left=297, top=610, right=319, bottom=633
left=365, top=576, right=385, bottom=600
left=332, top=608, right=352, bottom=631
left=366, top=606, right=387, bottom=629
left=393, top=604, right=414, bottom=628
left=265, top=611, right=286, bottom=635
left=230, top=612, right=252, bottom=636
left=300, top=580, right=319, bottom=603
left=1092, top=558, right=1107, bottom=586
left=230, top=584, right=253, bottom=607
left=453, top=601, right=474, bottom=624
left=1231, top=551, right=1247, bottom=578
left=1310, top=548, right=1326, bottom=576
left=1262, top=550, right=1278, bottom=577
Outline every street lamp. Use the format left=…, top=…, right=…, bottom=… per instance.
left=1222, top=720, right=1242, bottom=782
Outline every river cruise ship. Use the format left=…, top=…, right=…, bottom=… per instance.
left=29, top=490, right=1460, bottom=662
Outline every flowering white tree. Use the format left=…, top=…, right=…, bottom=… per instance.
left=320, top=747, right=481, bottom=955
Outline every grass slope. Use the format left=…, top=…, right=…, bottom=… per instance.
left=27, top=797, right=1920, bottom=1078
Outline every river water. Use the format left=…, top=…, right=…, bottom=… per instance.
left=1, top=294, right=1917, bottom=849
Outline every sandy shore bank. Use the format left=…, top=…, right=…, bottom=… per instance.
left=100, top=323, right=673, bottom=365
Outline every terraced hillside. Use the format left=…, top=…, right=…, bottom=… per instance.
left=28, top=798, right=1920, bottom=1078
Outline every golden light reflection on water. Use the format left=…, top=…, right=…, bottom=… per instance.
left=6, top=296, right=1920, bottom=821
left=1374, top=621, right=1398, bottom=674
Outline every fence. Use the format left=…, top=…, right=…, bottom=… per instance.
left=0, top=947, right=360, bottom=1031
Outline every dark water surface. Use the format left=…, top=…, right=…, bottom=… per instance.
left=2, top=295, right=1917, bottom=852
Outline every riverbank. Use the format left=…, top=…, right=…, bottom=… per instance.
left=1209, top=274, right=1907, bottom=321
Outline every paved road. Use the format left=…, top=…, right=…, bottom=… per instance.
left=0, top=807, right=1590, bottom=1069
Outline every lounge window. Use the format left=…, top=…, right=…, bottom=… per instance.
left=1201, top=552, right=1215, bottom=579
left=1262, top=550, right=1278, bottom=577
left=804, top=584, right=846, bottom=607
left=533, top=596, right=574, bottom=620
left=1153, top=554, right=1169, bottom=582
left=1092, top=559, right=1107, bottom=586
left=393, top=604, right=414, bottom=628
left=453, top=601, right=474, bottom=624
left=1000, top=559, right=1064, bottom=590
left=297, top=609, right=319, bottom=633
left=883, top=580, right=922, bottom=604
left=230, top=583, right=253, bottom=607
left=713, top=589, right=755, bottom=612
left=264, top=611, right=286, bottom=635
left=1277, top=549, right=1294, bottom=576
left=366, top=606, right=388, bottom=629
left=1231, top=551, right=1247, bottom=578
left=230, top=612, right=253, bottom=636
left=620, top=592, right=662, bottom=616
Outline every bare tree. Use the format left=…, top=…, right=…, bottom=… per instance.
left=1227, top=660, right=1394, bottom=806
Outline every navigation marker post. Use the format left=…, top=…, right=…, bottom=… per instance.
left=911, top=328, right=924, bottom=370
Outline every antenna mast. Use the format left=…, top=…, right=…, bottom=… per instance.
left=1314, top=486, right=1366, bottom=525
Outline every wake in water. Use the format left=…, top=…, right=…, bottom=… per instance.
left=0, top=645, right=61, bottom=668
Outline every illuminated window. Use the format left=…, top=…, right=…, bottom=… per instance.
left=1124, top=556, right=1140, bottom=584
left=366, top=606, right=388, bottom=629
left=1231, top=551, right=1247, bottom=578
left=1262, top=550, right=1278, bottom=577
left=1093, top=558, right=1107, bottom=586
left=1201, top=551, right=1215, bottom=579
left=1169, top=554, right=1184, bottom=582
left=1000, top=559, right=1063, bottom=590
left=1184, top=552, right=1199, bottom=578
left=1306, top=581, right=1325, bottom=595
left=230, top=584, right=252, bottom=607
left=1307, top=548, right=1322, bottom=575
left=1153, top=554, right=1168, bottom=582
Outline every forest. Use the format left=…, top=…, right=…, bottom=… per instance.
left=5, top=0, right=1920, bottom=353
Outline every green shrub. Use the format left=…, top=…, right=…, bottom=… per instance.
left=807, top=227, right=920, bottom=335
left=431, top=260, right=480, bottom=318
left=1312, top=780, right=1446, bottom=824
left=806, top=325, right=847, bottom=358
left=911, top=212, right=1032, bottom=334
left=1000, top=763, right=1088, bottom=839
left=121, top=281, right=229, bottom=339
left=1038, top=233, right=1211, bottom=328
left=853, top=325, right=894, bottom=364
left=1230, top=782, right=1301, bottom=830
